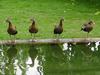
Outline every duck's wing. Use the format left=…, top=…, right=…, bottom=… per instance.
left=81, top=23, right=87, bottom=30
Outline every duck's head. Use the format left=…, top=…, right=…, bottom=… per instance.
left=60, top=18, right=64, bottom=21
left=6, top=17, right=11, bottom=23
left=88, top=20, right=95, bottom=25
left=30, top=18, right=35, bottom=22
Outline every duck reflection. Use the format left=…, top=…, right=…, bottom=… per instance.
left=6, top=45, right=18, bottom=64
left=97, top=42, right=100, bottom=57
left=28, top=45, right=38, bottom=67
left=64, top=42, right=100, bottom=68
left=50, top=44, right=66, bottom=62
left=89, top=42, right=100, bottom=64
left=4, top=45, right=18, bottom=75
left=42, top=44, right=68, bottom=75
left=70, top=43, right=93, bottom=63
left=26, top=45, right=44, bottom=75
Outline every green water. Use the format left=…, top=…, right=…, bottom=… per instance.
left=0, top=42, right=100, bottom=75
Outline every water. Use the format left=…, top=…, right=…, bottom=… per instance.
left=0, top=42, right=100, bottom=75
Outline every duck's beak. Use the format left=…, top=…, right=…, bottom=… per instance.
left=93, top=22, right=95, bottom=25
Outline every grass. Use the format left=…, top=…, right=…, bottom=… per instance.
left=0, top=0, right=100, bottom=39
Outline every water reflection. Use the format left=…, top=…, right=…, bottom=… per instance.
left=62, top=42, right=100, bottom=75
left=0, top=42, right=100, bottom=75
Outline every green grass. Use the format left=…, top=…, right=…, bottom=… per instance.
left=0, top=0, right=100, bottom=39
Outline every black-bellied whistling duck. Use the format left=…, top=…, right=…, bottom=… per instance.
left=6, top=18, right=18, bottom=39
left=81, top=20, right=95, bottom=37
left=29, top=18, right=38, bottom=39
left=54, top=18, right=64, bottom=39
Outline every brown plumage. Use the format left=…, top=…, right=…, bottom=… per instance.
left=81, top=20, right=95, bottom=37
left=29, top=18, right=38, bottom=38
left=54, top=18, right=64, bottom=38
left=6, top=19, right=18, bottom=37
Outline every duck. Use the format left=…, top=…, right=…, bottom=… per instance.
left=6, top=18, right=18, bottom=38
left=81, top=20, right=95, bottom=37
left=29, top=18, right=38, bottom=39
left=54, top=18, right=64, bottom=39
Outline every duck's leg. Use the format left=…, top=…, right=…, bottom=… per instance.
left=9, top=35, right=12, bottom=40
left=31, top=33, right=32, bottom=37
left=32, top=34, right=36, bottom=39
left=14, top=35, right=16, bottom=39
left=9, top=35, right=16, bottom=44
left=57, top=34, right=60, bottom=40
left=31, top=33, right=33, bottom=41
left=54, top=34, right=57, bottom=39
left=31, top=34, right=36, bottom=42
left=13, top=35, right=16, bottom=42
left=87, top=32, right=89, bottom=38
left=33, top=34, right=35, bottom=39
left=58, top=34, right=60, bottom=39
left=31, top=33, right=33, bottom=39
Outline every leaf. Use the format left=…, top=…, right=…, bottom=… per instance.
left=94, top=11, right=100, bottom=15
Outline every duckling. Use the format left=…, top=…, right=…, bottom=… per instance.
left=29, top=18, right=38, bottom=39
left=54, top=18, right=64, bottom=39
left=81, top=20, right=95, bottom=37
left=6, top=18, right=18, bottom=38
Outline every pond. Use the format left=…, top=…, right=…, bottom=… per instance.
left=0, top=42, right=100, bottom=75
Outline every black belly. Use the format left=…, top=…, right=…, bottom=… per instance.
left=7, top=30, right=18, bottom=35
left=83, top=27, right=93, bottom=33
left=29, top=28, right=38, bottom=33
left=54, top=28, right=63, bottom=34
